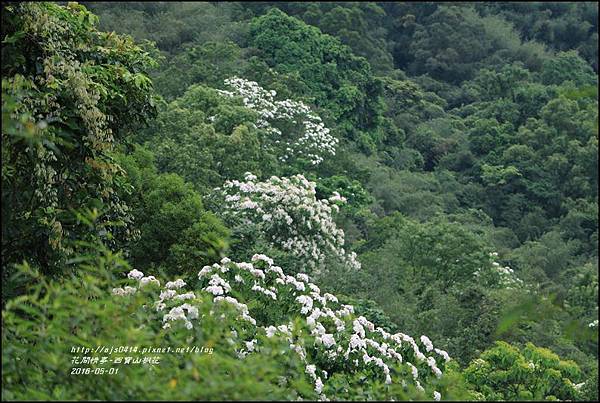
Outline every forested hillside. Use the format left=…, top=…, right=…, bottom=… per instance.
left=2, top=2, right=598, bottom=401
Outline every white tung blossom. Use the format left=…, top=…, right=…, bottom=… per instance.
left=217, top=77, right=338, bottom=166
left=474, top=252, right=525, bottom=290
left=127, top=269, right=144, bottom=280
left=420, top=335, right=433, bottom=352
left=197, top=257, right=446, bottom=400
left=140, top=275, right=160, bottom=287
left=114, top=254, right=447, bottom=401
left=165, top=279, right=186, bottom=289
left=112, top=286, right=137, bottom=296
left=320, top=333, right=336, bottom=348
left=219, top=173, right=361, bottom=273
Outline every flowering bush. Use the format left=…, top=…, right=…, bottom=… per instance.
left=214, top=172, right=360, bottom=274
left=2, top=260, right=311, bottom=401
left=115, top=254, right=452, bottom=400
left=474, top=252, right=525, bottom=289
left=216, top=77, right=338, bottom=166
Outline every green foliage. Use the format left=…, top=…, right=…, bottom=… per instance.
left=114, top=147, right=230, bottom=276
left=366, top=168, right=459, bottom=219
left=481, top=164, right=522, bottom=186
left=248, top=8, right=385, bottom=144
left=464, top=341, right=583, bottom=400
left=580, top=365, right=598, bottom=401
left=138, top=83, right=271, bottom=193
left=397, top=5, right=549, bottom=83
left=363, top=214, right=492, bottom=287
left=476, top=2, right=599, bottom=70
left=315, top=175, right=373, bottom=215
left=2, top=210, right=467, bottom=401
left=249, top=3, right=394, bottom=74
left=325, top=213, right=507, bottom=365
left=541, top=50, right=598, bottom=86
left=153, top=41, right=247, bottom=100
left=1, top=2, right=157, bottom=276
left=1, top=234, right=310, bottom=400
left=2, top=1, right=598, bottom=400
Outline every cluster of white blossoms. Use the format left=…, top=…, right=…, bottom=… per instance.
left=114, top=255, right=448, bottom=400
left=474, top=252, right=524, bottom=289
left=112, top=268, right=160, bottom=296
left=219, top=172, right=360, bottom=273
left=114, top=270, right=199, bottom=329
left=216, top=77, right=338, bottom=166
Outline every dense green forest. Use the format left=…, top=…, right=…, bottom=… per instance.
left=2, top=2, right=598, bottom=400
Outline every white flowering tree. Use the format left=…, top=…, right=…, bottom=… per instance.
left=213, top=172, right=360, bottom=275
left=114, top=254, right=451, bottom=401
left=215, top=77, right=338, bottom=167
left=473, top=252, right=525, bottom=290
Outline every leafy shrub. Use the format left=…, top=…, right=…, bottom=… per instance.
left=464, top=341, right=583, bottom=400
